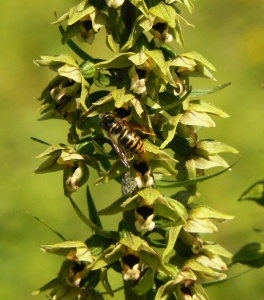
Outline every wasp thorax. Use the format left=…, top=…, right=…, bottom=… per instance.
left=101, top=113, right=122, bottom=134
left=100, top=112, right=147, bottom=168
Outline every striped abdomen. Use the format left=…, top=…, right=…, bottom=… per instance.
left=118, top=128, right=144, bottom=154
left=101, top=113, right=145, bottom=154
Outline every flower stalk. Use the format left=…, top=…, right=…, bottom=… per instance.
left=32, top=1, right=238, bottom=299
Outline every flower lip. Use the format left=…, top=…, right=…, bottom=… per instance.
left=136, top=206, right=154, bottom=220
left=133, top=161, right=150, bottom=175
left=122, top=254, right=140, bottom=269
left=114, top=107, right=131, bottom=119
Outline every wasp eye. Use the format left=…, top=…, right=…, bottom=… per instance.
left=106, top=118, right=113, bottom=126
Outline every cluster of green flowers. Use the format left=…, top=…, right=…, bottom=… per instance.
left=33, top=1, right=238, bottom=299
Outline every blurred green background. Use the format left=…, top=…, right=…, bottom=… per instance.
left=1, top=1, right=264, bottom=299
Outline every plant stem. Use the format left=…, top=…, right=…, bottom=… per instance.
left=124, top=281, right=146, bottom=300
left=120, top=4, right=149, bottom=300
left=122, top=170, right=146, bottom=300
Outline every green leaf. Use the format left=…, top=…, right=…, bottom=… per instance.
left=60, top=149, right=84, bottom=162
left=145, top=50, right=174, bottom=84
left=107, top=5, right=128, bottom=45
left=189, top=205, right=234, bottom=221
left=151, top=149, right=177, bottom=162
left=190, top=82, right=231, bottom=98
left=171, top=51, right=216, bottom=80
left=160, top=115, right=182, bottom=149
left=181, top=0, right=195, bottom=14
left=203, top=269, right=252, bottom=287
left=89, top=244, right=124, bottom=271
left=174, top=9, right=194, bottom=27
left=35, top=55, right=83, bottom=82
left=238, top=180, right=264, bottom=206
left=180, top=111, right=215, bottom=127
left=94, top=160, right=128, bottom=184
left=232, top=243, right=264, bottom=268
left=112, top=87, right=135, bottom=108
left=94, top=69, right=113, bottom=87
left=58, top=25, right=93, bottom=61
left=36, top=144, right=68, bottom=158
left=155, top=198, right=186, bottom=223
left=86, top=93, right=115, bottom=117
left=67, top=195, right=118, bottom=240
left=195, top=139, right=238, bottom=155
left=187, top=100, right=229, bottom=118
left=185, top=259, right=227, bottom=281
left=120, top=233, right=144, bottom=251
left=155, top=88, right=191, bottom=115
left=202, top=243, right=232, bottom=259
left=58, top=64, right=83, bottom=83
left=121, top=194, right=141, bottom=210
left=85, top=234, right=114, bottom=257
left=193, top=154, right=229, bottom=169
left=86, top=186, right=102, bottom=228
left=120, top=16, right=145, bottom=52
left=98, top=194, right=137, bottom=215
left=138, top=187, right=161, bottom=205
left=129, top=50, right=174, bottom=84
left=67, top=2, right=97, bottom=26
left=174, top=19, right=184, bottom=47
left=106, top=33, right=118, bottom=53
left=184, top=218, right=218, bottom=233
left=151, top=159, right=178, bottom=176
left=32, top=278, right=59, bottom=295
left=164, top=196, right=188, bottom=218
left=154, top=280, right=174, bottom=300
left=34, top=54, right=78, bottom=69
left=94, top=53, right=134, bottom=69
left=34, top=154, right=64, bottom=174
left=182, top=51, right=216, bottom=71
left=40, top=240, right=89, bottom=256
left=139, top=248, right=172, bottom=275
left=144, top=140, right=160, bottom=154
left=149, top=2, right=176, bottom=28
left=30, top=137, right=51, bottom=146
left=25, top=210, right=66, bottom=241
left=155, top=159, right=238, bottom=188
left=162, top=225, right=182, bottom=259
left=100, top=268, right=114, bottom=297
left=130, top=0, right=149, bottom=16
left=131, top=268, right=155, bottom=296
left=190, top=283, right=210, bottom=300
left=52, top=11, right=69, bottom=25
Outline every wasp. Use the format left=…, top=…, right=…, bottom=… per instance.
left=100, top=109, right=155, bottom=168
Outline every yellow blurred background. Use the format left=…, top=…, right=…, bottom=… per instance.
left=1, top=1, right=264, bottom=299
